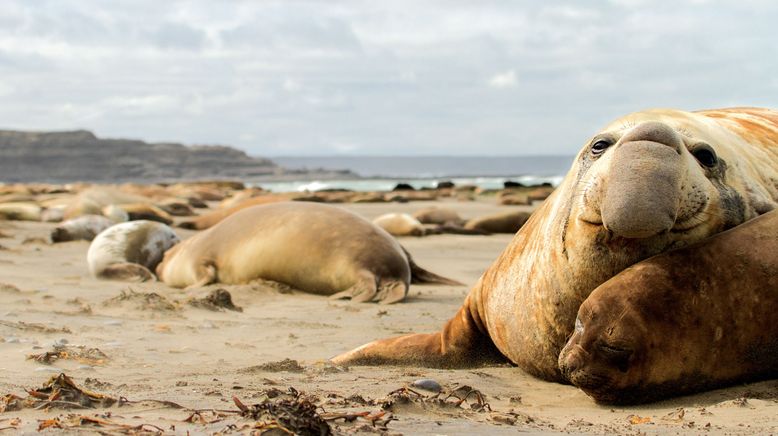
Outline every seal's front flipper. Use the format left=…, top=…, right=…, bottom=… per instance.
left=99, top=263, right=155, bottom=282
left=329, top=270, right=378, bottom=303
left=331, top=293, right=505, bottom=367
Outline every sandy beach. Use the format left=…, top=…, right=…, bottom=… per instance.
left=1, top=197, right=777, bottom=435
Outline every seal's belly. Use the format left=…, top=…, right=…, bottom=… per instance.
left=215, top=232, right=360, bottom=294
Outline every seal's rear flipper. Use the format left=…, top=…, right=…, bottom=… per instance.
left=329, top=270, right=379, bottom=303
left=99, top=263, right=155, bottom=282
left=401, top=246, right=464, bottom=286
left=332, top=293, right=505, bottom=367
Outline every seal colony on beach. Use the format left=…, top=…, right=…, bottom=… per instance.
left=157, top=202, right=462, bottom=304
left=333, top=107, right=778, bottom=390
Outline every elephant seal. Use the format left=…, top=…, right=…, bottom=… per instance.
left=87, top=221, right=180, bottom=282
left=157, top=202, right=461, bottom=304
left=177, top=194, right=292, bottom=230
left=52, top=215, right=113, bottom=243
left=559, top=210, right=778, bottom=404
left=412, top=207, right=464, bottom=226
left=332, top=107, right=778, bottom=381
left=0, top=202, right=42, bottom=221
left=373, top=213, right=426, bottom=237
left=464, top=210, right=532, bottom=234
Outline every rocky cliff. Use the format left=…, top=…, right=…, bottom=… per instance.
left=0, top=129, right=341, bottom=183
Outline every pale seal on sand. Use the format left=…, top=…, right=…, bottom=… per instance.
left=87, top=220, right=180, bottom=282
left=51, top=215, right=113, bottom=243
left=412, top=206, right=464, bottom=226
left=463, top=210, right=532, bottom=234
left=0, top=202, right=42, bottom=221
left=372, top=213, right=426, bottom=237
left=559, top=210, right=778, bottom=404
left=157, top=202, right=461, bottom=304
left=333, top=107, right=778, bottom=381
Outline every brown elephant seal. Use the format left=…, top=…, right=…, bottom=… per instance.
left=51, top=215, right=114, bottom=243
left=559, top=210, right=778, bottom=404
left=157, top=202, right=461, bottom=304
left=119, top=203, right=173, bottom=224
left=372, top=213, right=426, bottom=237
left=463, top=210, right=532, bottom=234
left=332, top=107, right=778, bottom=381
left=412, top=206, right=464, bottom=226
left=87, top=221, right=180, bottom=281
left=177, top=194, right=293, bottom=230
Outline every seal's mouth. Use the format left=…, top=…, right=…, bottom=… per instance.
left=670, top=200, right=709, bottom=233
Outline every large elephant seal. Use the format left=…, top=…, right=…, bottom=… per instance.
left=87, top=221, right=180, bottom=282
left=332, top=107, right=778, bottom=381
left=157, top=202, right=461, bottom=304
left=559, top=210, right=778, bottom=404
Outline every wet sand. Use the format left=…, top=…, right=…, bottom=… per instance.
left=1, top=199, right=777, bottom=434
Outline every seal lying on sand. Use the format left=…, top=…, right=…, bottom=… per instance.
left=333, top=107, right=778, bottom=381
left=52, top=215, right=114, bottom=243
left=464, top=210, right=532, bottom=234
left=157, top=202, right=461, bottom=304
left=373, top=213, right=426, bottom=236
left=88, top=221, right=180, bottom=282
left=559, top=210, right=778, bottom=404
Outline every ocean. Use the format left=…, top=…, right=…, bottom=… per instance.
left=262, top=155, right=574, bottom=192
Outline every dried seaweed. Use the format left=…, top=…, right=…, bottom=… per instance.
left=188, top=288, right=243, bottom=312
left=233, top=388, right=332, bottom=436
left=0, top=320, right=72, bottom=334
left=27, top=344, right=108, bottom=366
left=381, top=384, right=491, bottom=413
left=25, top=373, right=117, bottom=410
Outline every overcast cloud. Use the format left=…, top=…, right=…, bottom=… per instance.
left=0, top=1, right=776, bottom=156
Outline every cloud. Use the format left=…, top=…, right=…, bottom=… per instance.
left=0, top=1, right=775, bottom=156
left=488, top=70, right=517, bottom=89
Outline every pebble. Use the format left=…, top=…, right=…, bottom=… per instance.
left=77, top=365, right=95, bottom=371
left=412, top=378, right=443, bottom=392
left=35, top=366, right=63, bottom=373
left=103, top=319, right=123, bottom=326
left=53, top=338, right=69, bottom=347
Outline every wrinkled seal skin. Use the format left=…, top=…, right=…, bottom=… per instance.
left=157, top=202, right=461, bottom=304
left=559, top=210, right=778, bottom=404
left=333, top=107, right=778, bottom=381
left=87, top=221, right=180, bottom=282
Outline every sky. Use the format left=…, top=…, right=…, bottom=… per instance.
left=0, top=1, right=776, bottom=156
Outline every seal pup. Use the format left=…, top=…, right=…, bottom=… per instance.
left=333, top=107, right=778, bottom=380
left=87, top=221, right=180, bottom=282
left=52, top=215, right=113, bottom=243
left=157, top=202, right=461, bottom=304
left=559, top=210, right=778, bottom=404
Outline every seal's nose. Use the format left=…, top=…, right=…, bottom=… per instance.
left=619, top=121, right=683, bottom=154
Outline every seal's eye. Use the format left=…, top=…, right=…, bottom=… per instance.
left=590, top=139, right=611, bottom=155
left=691, top=145, right=718, bottom=168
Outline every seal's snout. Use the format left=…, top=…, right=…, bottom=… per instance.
left=618, top=121, right=684, bottom=154
left=600, top=121, right=685, bottom=239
